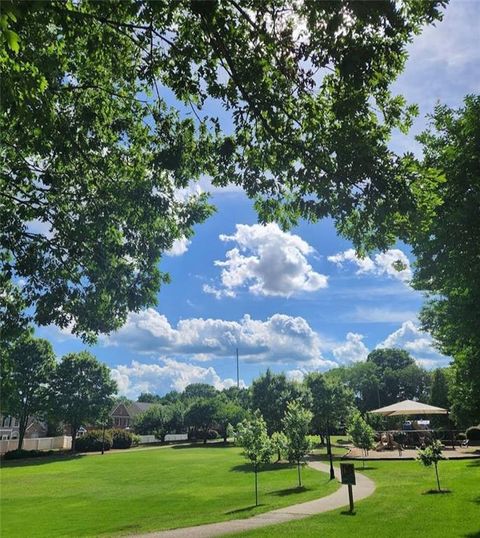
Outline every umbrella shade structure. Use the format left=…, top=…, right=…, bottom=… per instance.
left=369, top=399, right=448, bottom=416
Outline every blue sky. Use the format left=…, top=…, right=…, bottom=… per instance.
left=37, top=1, right=480, bottom=398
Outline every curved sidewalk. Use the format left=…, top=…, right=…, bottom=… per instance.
left=131, top=460, right=375, bottom=538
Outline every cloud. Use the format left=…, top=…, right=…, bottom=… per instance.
left=165, top=237, right=191, bottom=257
left=208, top=223, right=328, bottom=298
left=106, top=308, right=336, bottom=366
left=344, top=307, right=420, bottom=324
left=328, top=248, right=412, bottom=283
left=376, top=320, right=451, bottom=368
left=111, top=358, right=244, bottom=398
left=332, top=332, right=369, bottom=363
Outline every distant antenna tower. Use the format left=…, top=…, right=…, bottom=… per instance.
left=236, top=348, right=239, bottom=389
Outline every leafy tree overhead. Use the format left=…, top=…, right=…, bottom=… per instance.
left=49, top=351, right=117, bottom=451
left=1, top=0, right=448, bottom=340
left=1, top=336, right=56, bottom=449
left=282, top=401, right=313, bottom=487
left=409, top=97, right=480, bottom=428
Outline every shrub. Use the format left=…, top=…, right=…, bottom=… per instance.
left=131, top=434, right=141, bottom=447
left=110, top=429, right=133, bottom=449
left=306, top=434, right=321, bottom=448
left=466, top=426, right=480, bottom=441
left=76, top=430, right=112, bottom=452
left=4, top=449, right=55, bottom=460
left=205, top=429, right=219, bottom=440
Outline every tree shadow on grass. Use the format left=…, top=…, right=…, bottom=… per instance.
left=271, top=486, right=311, bottom=497
left=355, top=466, right=378, bottom=471
left=463, top=532, right=480, bottom=538
left=467, top=458, right=480, bottom=467
left=1, top=453, right=85, bottom=468
left=422, top=489, right=452, bottom=495
left=172, top=442, right=235, bottom=450
left=340, top=511, right=356, bottom=516
left=225, top=505, right=263, bottom=515
left=230, top=463, right=295, bottom=473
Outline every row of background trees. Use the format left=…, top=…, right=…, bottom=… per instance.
left=1, top=332, right=475, bottom=456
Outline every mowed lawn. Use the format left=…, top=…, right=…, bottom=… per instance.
left=233, top=457, right=480, bottom=538
left=1, top=444, right=338, bottom=537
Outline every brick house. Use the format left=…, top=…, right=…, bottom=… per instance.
left=0, top=414, right=48, bottom=440
left=110, top=402, right=155, bottom=429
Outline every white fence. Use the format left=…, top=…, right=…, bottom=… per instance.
left=0, top=435, right=72, bottom=455
left=138, top=433, right=188, bottom=444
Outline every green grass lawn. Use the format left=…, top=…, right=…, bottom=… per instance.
left=232, top=457, right=480, bottom=538
left=0, top=443, right=338, bottom=537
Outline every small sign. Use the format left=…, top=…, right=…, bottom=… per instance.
left=340, top=463, right=356, bottom=486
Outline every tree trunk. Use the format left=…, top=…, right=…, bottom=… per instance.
left=203, top=429, right=207, bottom=444
left=297, top=461, right=302, bottom=487
left=434, top=462, right=441, bottom=491
left=254, top=462, right=258, bottom=506
left=17, top=412, right=28, bottom=451
left=71, top=426, right=77, bottom=452
left=326, top=422, right=335, bottom=479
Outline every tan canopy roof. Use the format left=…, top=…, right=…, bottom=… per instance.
left=369, top=399, right=448, bottom=416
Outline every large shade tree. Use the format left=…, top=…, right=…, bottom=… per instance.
left=409, top=96, right=480, bottom=428
left=49, top=351, right=117, bottom=451
left=251, top=369, right=309, bottom=435
left=1, top=335, right=56, bottom=449
left=1, top=0, right=448, bottom=341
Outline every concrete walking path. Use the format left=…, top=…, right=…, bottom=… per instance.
left=131, top=460, right=376, bottom=538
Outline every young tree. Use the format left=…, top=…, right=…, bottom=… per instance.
left=134, top=405, right=174, bottom=442
left=236, top=411, right=273, bottom=506
left=282, top=401, right=313, bottom=487
left=417, top=440, right=445, bottom=492
left=1, top=336, right=55, bottom=449
left=49, top=352, right=117, bottom=451
left=271, top=431, right=289, bottom=463
left=305, top=373, right=353, bottom=479
left=347, top=411, right=375, bottom=468
left=1, top=1, right=447, bottom=340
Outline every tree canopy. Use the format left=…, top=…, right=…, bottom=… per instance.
left=409, top=96, right=480, bottom=427
left=1, top=335, right=56, bottom=449
left=1, top=0, right=448, bottom=341
left=49, top=351, right=117, bottom=450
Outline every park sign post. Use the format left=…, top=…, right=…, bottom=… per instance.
left=340, top=463, right=356, bottom=512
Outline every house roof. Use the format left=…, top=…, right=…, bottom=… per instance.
left=111, top=401, right=156, bottom=418
left=369, top=399, right=448, bottom=416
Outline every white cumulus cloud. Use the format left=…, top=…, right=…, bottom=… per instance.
left=376, top=320, right=450, bottom=368
left=111, top=358, right=244, bottom=398
left=165, top=237, right=191, bottom=257
left=208, top=223, right=328, bottom=298
left=332, top=332, right=369, bottom=363
left=106, top=308, right=336, bottom=366
left=328, top=248, right=412, bottom=283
